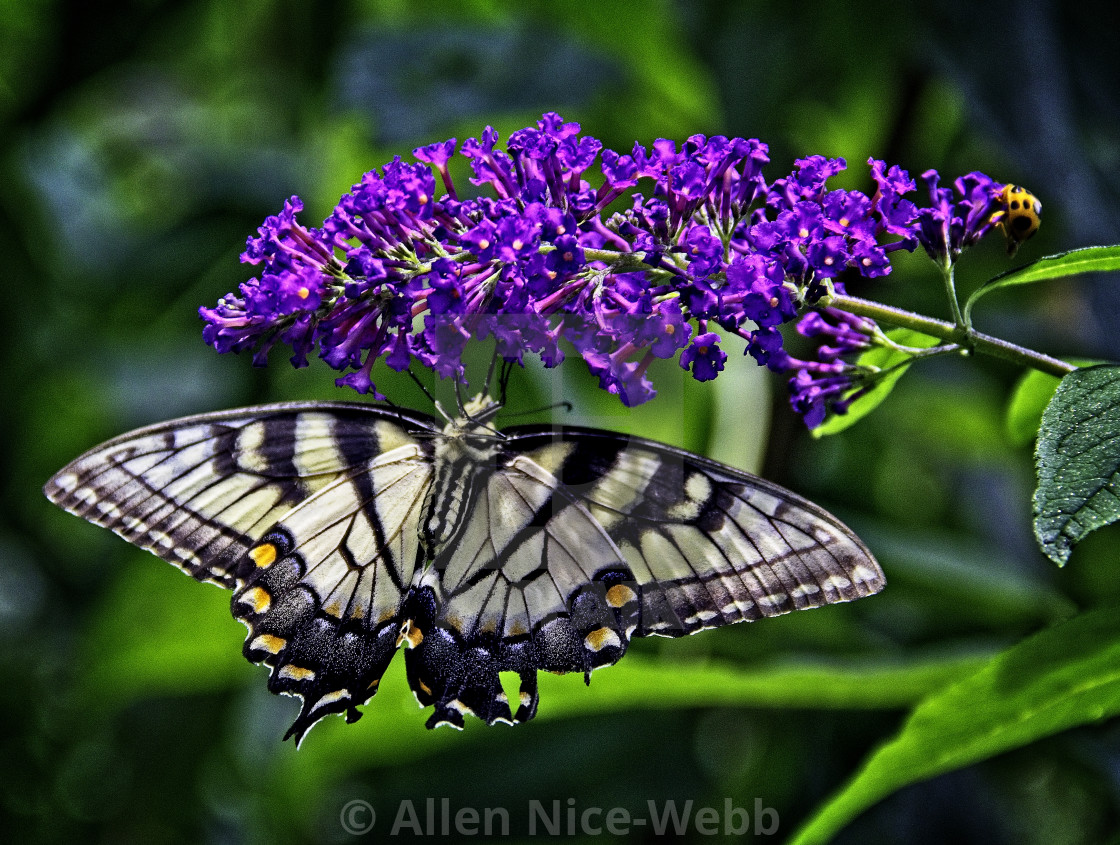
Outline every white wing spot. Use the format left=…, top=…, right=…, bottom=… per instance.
left=54, top=473, right=79, bottom=492
left=812, top=527, right=838, bottom=545
left=823, top=575, right=852, bottom=591
left=685, top=472, right=713, bottom=502
left=852, top=565, right=879, bottom=584
left=790, top=584, right=821, bottom=599
left=310, top=689, right=350, bottom=712
left=745, top=489, right=783, bottom=517
left=757, top=592, right=788, bottom=607
left=684, top=609, right=720, bottom=625
left=148, top=530, right=174, bottom=549
left=449, top=699, right=477, bottom=717
left=667, top=500, right=702, bottom=520
left=278, top=665, right=316, bottom=682
left=235, top=422, right=269, bottom=473
left=95, top=501, right=122, bottom=519
left=172, top=547, right=203, bottom=567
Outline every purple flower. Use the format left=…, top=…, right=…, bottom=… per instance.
left=868, top=159, right=919, bottom=245
left=583, top=349, right=657, bottom=407
left=638, top=298, right=692, bottom=358
left=680, top=332, right=727, bottom=381
left=201, top=112, right=1014, bottom=410
left=776, top=308, right=881, bottom=427
left=768, top=156, right=847, bottom=209
left=747, top=326, right=791, bottom=371
left=789, top=367, right=855, bottom=429
left=913, top=169, right=1003, bottom=262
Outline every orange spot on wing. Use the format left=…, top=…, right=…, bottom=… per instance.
left=249, top=543, right=277, bottom=569
left=606, top=584, right=637, bottom=608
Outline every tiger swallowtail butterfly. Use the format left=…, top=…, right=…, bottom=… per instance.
left=44, top=394, right=882, bottom=743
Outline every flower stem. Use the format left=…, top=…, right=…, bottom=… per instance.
left=822, top=293, right=1077, bottom=378
left=940, top=257, right=967, bottom=328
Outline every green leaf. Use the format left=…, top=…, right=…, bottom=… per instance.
left=1005, top=359, right=1101, bottom=447
left=269, top=650, right=992, bottom=809
left=1034, top=365, right=1120, bottom=565
left=790, top=606, right=1120, bottom=845
left=814, top=328, right=941, bottom=436
left=1007, top=369, right=1063, bottom=448
left=966, top=244, right=1120, bottom=317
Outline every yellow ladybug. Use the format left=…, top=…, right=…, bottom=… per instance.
left=993, top=184, right=1041, bottom=256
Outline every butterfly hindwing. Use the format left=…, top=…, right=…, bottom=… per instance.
left=401, top=450, right=641, bottom=728
left=230, top=436, right=435, bottom=741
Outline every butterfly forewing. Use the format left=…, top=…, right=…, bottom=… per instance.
left=506, top=426, right=882, bottom=634
left=43, top=404, right=432, bottom=587
left=44, top=399, right=883, bottom=741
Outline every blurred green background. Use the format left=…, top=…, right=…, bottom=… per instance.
left=4, top=0, right=1120, bottom=842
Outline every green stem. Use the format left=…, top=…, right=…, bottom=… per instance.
left=939, top=257, right=966, bottom=328
left=822, top=293, right=1077, bottom=378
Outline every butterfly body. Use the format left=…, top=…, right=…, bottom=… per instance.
left=420, top=394, right=504, bottom=558
left=44, top=399, right=883, bottom=742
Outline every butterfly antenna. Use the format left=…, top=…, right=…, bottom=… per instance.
left=501, top=400, right=574, bottom=420
left=498, top=359, right=514, bottom=405
left=407, top=369, right=437, bottom=406
left=483, top=343, right=501, bottom=398
left=454, top=376, right=467, bottom=416
left=406, top=369, right=454, bottom=424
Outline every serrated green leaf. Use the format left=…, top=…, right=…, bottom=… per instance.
left=966, top=245, right=1120, bottom=317
left=1034, top=364, right=1120, bottom=565
left=1005, top=359, right=1101, bottom=447
left=790, top=606, right=1120, bottom=845
left=814, top=328, right=941, bottom=437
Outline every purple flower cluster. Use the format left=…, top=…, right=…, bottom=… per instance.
left=201, top=113, right=1009, bottom=420
left=784, top=308, right=881, bottom=428
left=782, top=167, right=1008, bottom=426
left=913, top=170, right=1006, bottom=263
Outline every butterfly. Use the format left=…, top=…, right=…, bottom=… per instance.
left=43, top=393, right=883, bottom=743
